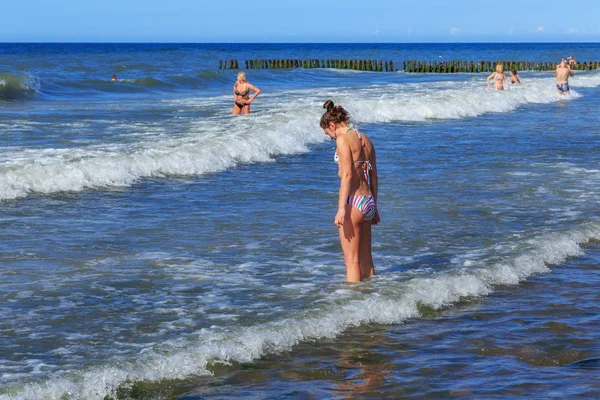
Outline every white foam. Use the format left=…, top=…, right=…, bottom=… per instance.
left=0, top=113, right=321, bottom=201
left=346, top=73, right=594, bottom=123
left=3, top=222, right=600, bottom=400
left=2, top=71, right=599, bottom=201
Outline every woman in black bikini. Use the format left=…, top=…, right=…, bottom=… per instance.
left=232, top=71, right=261, bottom=115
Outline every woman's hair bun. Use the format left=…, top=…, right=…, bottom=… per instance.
left=323, top=100, right=334, bottom=112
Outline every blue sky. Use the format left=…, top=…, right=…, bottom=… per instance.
left=3, top=0, right=600, bottom=42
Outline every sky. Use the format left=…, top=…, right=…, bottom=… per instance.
left=2, top=0, right=600, bottom=43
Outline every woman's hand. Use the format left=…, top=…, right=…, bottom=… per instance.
left=372, top=210, right=380, bottom=225
left=334, top=208, right=346, bottom=228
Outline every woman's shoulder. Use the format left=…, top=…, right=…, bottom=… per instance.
left=360, top=132, right=374, bottom=148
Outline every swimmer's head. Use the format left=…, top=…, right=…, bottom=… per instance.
left=495, top=64, right=504, bottom=73
left=237, top=71, right=247, bottom=82
left=511, top=69, right=517, bottom=75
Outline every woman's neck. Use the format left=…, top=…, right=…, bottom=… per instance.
left=335, top=123, right=350, bottom=136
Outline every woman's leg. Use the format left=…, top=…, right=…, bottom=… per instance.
left=359, top=221, right=375, bottom=279
left=232, top=103, right=242, bottom=115
left=339, top=205, right=365, bottom=282
left=242, top=104, right=250, bottom=115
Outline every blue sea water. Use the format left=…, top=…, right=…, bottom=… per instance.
left=1, top=43, right=600, bottom=399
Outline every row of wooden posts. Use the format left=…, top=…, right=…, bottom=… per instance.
left=218, top=59, right=600, bottom=73
left=219, top=59, right=394, bottom=72
left=403, top=60, right=600, bottom=73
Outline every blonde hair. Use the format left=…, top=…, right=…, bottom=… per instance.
left=237, top=71, right=247, bottom=82
left=495, top=64, right=503, bottom=73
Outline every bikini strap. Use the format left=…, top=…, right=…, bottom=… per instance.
left=355, top=160, right=372, bottom=186
left=342, top=124, right=371, bottom=184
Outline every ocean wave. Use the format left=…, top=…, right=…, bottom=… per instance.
left=58, top=77, right=175, bottom=93
left=0, top=111, right=322, bottom=201
left=0, top=73, right=41, bottom=101
left=121, top=77, right=174, bottom=87
left=2, top=71, right=599, bottom=201
left=2, top=222, right=597, bottom=400
left=345, top=72, right=600, bottom=123
left=51, top=72, right=228, bottom=94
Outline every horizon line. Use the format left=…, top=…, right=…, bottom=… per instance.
left=1, top=41, right=600, bottom=45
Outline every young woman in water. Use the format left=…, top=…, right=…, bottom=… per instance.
left=487, top=64, right=510, bottom=90
left=509, top=69, right=521, bottom=84
left=232, top=71, right=260, bottom=115
left=320, top=100, right=379, bottom=282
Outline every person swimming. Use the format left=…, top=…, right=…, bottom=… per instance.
left=111, top=74, right=117, bottom=81
left=320, top=100, right=379, bottom=282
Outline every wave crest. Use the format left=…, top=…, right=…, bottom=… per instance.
left=0, top=73, right=40, bottom=101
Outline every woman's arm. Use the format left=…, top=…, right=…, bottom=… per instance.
left=370, top=146, right=378, bottom=203
left=334, top=136, right=352, bottom=227
left=369, top=143, right=380, bottom=225
left=247, top=83, right=261, bottom=103
left=486, top=73, right=494, bottom=89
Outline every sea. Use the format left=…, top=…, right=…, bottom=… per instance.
left=1, top=43, right=600, bottom=399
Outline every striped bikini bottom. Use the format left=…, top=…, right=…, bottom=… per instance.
left=347, top=195, right=377, bottom=221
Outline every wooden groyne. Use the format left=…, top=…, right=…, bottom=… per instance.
left=403, top=60, right=600, bottom=73
left=218, top=59, right=600, bottom=73
left=219, top=59, right=395, bottom=72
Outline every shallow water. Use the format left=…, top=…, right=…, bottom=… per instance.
left=1, top=43, right=600, bottom=399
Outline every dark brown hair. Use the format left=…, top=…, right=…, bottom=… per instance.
left=511, top=69, right=518, bottom=75
left=320, top=100, right=350, bottom=129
